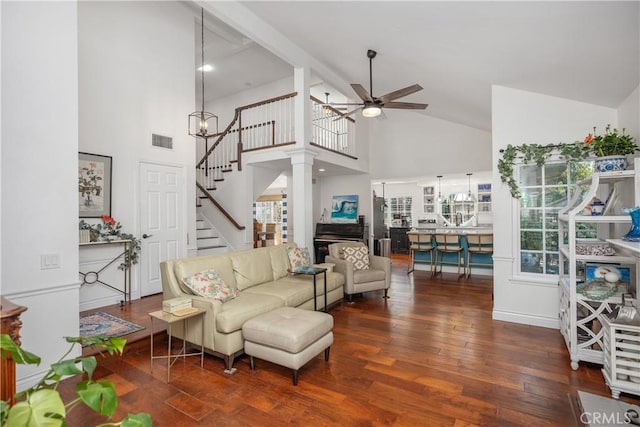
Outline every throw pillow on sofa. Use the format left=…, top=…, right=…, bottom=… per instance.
left=342, top=246, right=370, bottom=270
left=182, top=270, right=239, bottom=302
left=287, top=246, right=311, bottom=269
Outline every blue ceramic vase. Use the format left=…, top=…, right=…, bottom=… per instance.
left=622, top=207, right=640, bottom=241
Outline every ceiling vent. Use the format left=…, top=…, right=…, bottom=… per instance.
left=152, top=134, right=173, bottom=149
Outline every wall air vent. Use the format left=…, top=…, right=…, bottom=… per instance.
left=152, top=134, right=173, bottom=149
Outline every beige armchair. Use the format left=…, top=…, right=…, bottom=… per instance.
left=326, top=242, right=391, bottom=303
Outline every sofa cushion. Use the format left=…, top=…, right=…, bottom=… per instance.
left=342, top=246, right=370, bottom=270
left=243, top=280, right=314, bottom=307
left=182, top=270, right=239, bottom=302
left=173, top=255, right=237, bottom=293
left=353, top=268, right=385, bottom=284
left=270, top=244, right=291, bottom=280
left=215, top=292, right=284, bottom=333
left=230, top=248, right=273, bottom=290
left=287, top=246, right=311, bottom=269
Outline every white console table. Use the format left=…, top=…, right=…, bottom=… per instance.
left=79, top=239, right=132, bottom=308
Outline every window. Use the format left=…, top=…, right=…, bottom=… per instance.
left=254, top=200, right=282, bottom=224
left=518, top=161, right=593, bottom=275
left=385, top=196, right=412, bottom=227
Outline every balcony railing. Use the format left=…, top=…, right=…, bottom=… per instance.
left=196, top=92, right=357, bottom=192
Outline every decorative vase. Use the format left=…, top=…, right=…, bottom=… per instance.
left=622, top=207, right=640, bottom=241
left=594, top=155, right=627, bottom=173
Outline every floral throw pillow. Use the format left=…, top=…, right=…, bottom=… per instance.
left=287, top=247, right=311, bottom=269
left=182, top=270, right=239, bottom=302
left=342, top=246, right=370, bottom=270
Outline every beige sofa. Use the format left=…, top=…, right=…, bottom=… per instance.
left=160, top=243, right=344, bottom=372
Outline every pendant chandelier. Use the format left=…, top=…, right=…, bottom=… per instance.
left=436, top=175, right=443, bottom=202
left=466, top=173, right=475, bottom=201
left=189, top=7, right=218, bottom=139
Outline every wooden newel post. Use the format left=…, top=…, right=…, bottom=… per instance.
left=1, top=296, right=27, bottom=404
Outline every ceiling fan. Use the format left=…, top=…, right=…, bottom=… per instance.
left=327, top=49, right=429, bottom=119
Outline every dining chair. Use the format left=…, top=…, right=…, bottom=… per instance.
left=407, top=232, right=435, bottom=275
left=465, top=234, right=493, bottom=278
left=434, top=233, right=465, bottom=276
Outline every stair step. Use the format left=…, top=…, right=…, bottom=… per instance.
left=214, top=178, right=224, bottom=182
left=198, top=244, right=226, bottom=249
left=222, top=168, right=233, bottom=173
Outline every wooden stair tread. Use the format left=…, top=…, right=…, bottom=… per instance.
left=197, top=244, right=226, bottom=250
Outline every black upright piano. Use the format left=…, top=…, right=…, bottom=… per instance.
left=313, top=223, right=366, bottom=263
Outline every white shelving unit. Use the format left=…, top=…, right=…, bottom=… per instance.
left=558, top=158, right=640, bottom=370
left=601, top=315, right=640, bottom=398
left=423, top=186, right=435, bottom=214
left=477, top=183, right=492, bottom=213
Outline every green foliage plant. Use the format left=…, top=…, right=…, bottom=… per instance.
left=498, top=142, right=591, bottom=198
left=0, top=334, right=151, bottom=427
left=79, top=215, right=141, bottom=270
left=583, top=124, right=638, bottom=157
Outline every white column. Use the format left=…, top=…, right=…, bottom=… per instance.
left=287, top=148, right=318, bottom=250
left=294, top=66, right=311, bottom=148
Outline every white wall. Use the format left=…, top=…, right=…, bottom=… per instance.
left=1, top=1, right=81, bottom=388
left=78, top=1, right=197, bottom=302
left=369, top=110, right=492, bottom=180
left=491, top=85, right=618, bottom=328
left=618, top=85, right=639, bottom=141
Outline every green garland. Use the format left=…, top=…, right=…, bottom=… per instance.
left=79, top=217, right=141, bottom=270
left=498, top=142, right=591, bottom=198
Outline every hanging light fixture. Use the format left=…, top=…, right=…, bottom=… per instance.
left=436, top=175, right=443, bottom=202
left=323, top=92, right=333, bottom=116
left=189, top=7, right=218, bottom=139
left=466, top=173, right=475, bottom=201
left=362, top=102, right=382, bottom=118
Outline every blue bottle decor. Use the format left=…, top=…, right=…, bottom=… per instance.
left=622, top=207, right=640, bottom=241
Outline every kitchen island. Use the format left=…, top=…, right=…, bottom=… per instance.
left=408, top=227, right=494, bottom=275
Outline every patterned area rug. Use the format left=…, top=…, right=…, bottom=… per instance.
left=80, top=311, right=144, bottom=338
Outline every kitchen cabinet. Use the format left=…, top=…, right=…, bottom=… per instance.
left=390, top=227, right=410, bottom=253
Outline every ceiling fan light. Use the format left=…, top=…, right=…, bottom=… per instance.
left=362, top=104, right=382, bottom=118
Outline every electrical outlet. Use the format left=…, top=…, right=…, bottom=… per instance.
left=40, top=254, right=60, bottom=270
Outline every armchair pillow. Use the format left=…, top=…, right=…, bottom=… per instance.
left=287, top=246, right=311, bottom=269
left=342, top=246, right=370, bottom=270
left=182, top=269, right=239, bottom=302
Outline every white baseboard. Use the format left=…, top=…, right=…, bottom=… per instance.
left=492, top=309, right=559, bottom=329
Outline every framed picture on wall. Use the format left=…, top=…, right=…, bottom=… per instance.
left=331, top=195, right=358, bottom=223
left=78, top=152, right=112, bottom=218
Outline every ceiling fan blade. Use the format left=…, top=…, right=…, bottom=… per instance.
left=378, top=84, right=423, bottom=104
left=382, top=101, right=429, bottom=110
left=334, top=106, right=363, bottom=121
left=350, top=84, right=373, bottom=103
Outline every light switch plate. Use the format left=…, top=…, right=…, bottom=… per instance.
left=40, top=254, right=60, bottom=270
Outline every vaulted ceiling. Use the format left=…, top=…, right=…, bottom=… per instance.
left=197, top=1, right=639, bottom=132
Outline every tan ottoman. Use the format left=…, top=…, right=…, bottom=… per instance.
left=242, top=307, right=333, bottom=385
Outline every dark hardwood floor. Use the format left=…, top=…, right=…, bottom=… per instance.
left=67, top=254, right=639, bottom=426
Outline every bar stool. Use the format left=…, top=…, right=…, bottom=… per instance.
left=434, top=233, right=465, bottom=276
left=407, top=232, right=435, bottom=275
left=465, top=234, right=493, bottom=278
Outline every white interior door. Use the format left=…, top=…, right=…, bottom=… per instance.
left=139, top=162, right=184, bottom=296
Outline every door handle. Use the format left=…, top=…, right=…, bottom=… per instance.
left=142, top=234, right=153, bottom=239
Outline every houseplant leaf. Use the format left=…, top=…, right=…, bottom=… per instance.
left=5, top=389, right=65, bottom=427
left=121, top=413, right=153, bottom=427
left=0, top=335, right=40, bottom=365
left=76, top=380, right=117, bottom=417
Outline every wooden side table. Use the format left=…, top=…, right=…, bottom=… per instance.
left=1, top=297, right=27, bottom=404
left=148, top=309, right=205, bottom=383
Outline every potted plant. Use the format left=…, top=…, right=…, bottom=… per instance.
left=0, top=334, right=151, bottom=426
left=583, top=125, right=638, bottom=172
